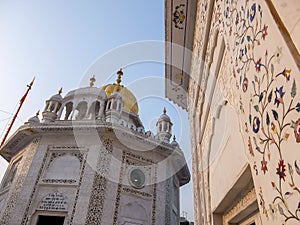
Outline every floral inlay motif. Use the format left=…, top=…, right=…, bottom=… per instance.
left=222, top=0, right=300, bottom=223
left=172, top=4, right=186, bottom=30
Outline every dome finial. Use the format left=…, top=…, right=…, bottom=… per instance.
left=173, top=135, right=176, bottom=141
left=116, top=68, right=123, bottom=85
left=58, top=87, right=63, bottom=94
left=36, top=110, right=40, bottom=116
left=90, top=75, right=96, bottom=87
left=163, top=107, right=167, bottom=114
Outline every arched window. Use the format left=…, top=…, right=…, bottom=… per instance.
left=107, top=101, right=112, bottom=110
left=44, top=154, right=80, bottom=181
left=113, top=101, right=117, bottom=110
left=44, top=102, right=50, bottom=112
left=49, top=103, right=55, bottom=112
left=163, top=123, right=167, bottom=132
left=72, top=101, right=87, bottom=120
left=88, top=101, right=100, bottom=119
left=62, top=102, right=73, bottom=120
left=55, top=102, right=62, bottom=113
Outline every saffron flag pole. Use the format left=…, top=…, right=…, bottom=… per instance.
left=0, top=77, right=35, bottom=147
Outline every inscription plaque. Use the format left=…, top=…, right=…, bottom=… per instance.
left=38, top=192, right=68, bottom=211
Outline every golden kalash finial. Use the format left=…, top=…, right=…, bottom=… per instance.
left=58, top=87, right=63, bottom=94
left=163, top=107, right=167, bottom=114
left=90, top=75, right=96, bottom=87
left=36, top=110, right=40, bottom=116
left=173, top=135, right=176, bottom=141
left=116, top=68, right=123, bottom=85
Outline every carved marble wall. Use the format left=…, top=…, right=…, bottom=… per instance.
left=0, top=139, right=40, bottom=225
left=189, top=0, right=300, bottom=224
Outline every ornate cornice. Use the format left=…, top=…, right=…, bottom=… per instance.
left=222, top=188, right=257, bottom=224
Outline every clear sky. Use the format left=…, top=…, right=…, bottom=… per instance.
left=0, top=0, right=194, bottom=221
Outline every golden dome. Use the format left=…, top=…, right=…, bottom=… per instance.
left=101, top=69, right=139, bottom=114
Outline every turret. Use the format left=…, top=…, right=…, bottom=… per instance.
left=42, top=88, right=63, bottom=123
left=156, top=107, right=173, bottom=142
left=105, top=91, right=123, bottom=124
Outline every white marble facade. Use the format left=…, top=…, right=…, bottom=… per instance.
left=165, top=0, right=300, bottom=225
left=0, top=71, right=190, bottom=225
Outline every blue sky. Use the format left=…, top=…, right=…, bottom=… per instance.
left=0, top=0, right=194, bottom=220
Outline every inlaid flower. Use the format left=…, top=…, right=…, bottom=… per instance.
left=261, top=158, right=268, bottom=174
left=250, top=3, right=256, bottom=22
left=242, top=77, right=248, bottom=92
left=283, top=68, right=291, bottom=81
left=255, top=58, right=262, bottom=72
left=294, top=118, right=300, bottom=143
left=274, top=47, right=283, bottom=63
left=274, top=86, right=285, bottom=107
left=248, top=137, right=254, bottom=156
left=262, top=25, right=268, bottom=40
left=253, top=116, right=260, bottom=133
left=276, top=160, right=286, bottom=181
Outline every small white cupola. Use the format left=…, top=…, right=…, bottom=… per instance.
left=156, top=107, right=173, bottom=142
left=27, top=110, right=40, bottom=124
left=42, top=88, right=63, bottom=123
left=105, top=90, right=123, bottom=124
left=171, top=135, right=179, bottom=148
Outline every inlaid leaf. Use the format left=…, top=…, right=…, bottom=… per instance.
left=259, top=93, right=264, bottom=102
left=285, top=192, right=293, bottom=196
left=249, top=114, right=252, bottom=125
left=271, top=181, right=276, bottom=187
left=254, top=105, right=259, bottom=112
left=261, top=74, right=265, bottom=83
left=278, top=205, right=284, bottom=215
left=266, top=113, right=270, bottom=126
left=291, top=79, right=297, bottom=98
left=288, top=163, right=294, bottom=175
left=295, top=160, right=300, bottom=175
left=271, top=63, right=274, bottom=74
left=253, top=136, right=258, bottom=146
left=296, top=103, right=300, bottom=112
left=272, top=110, right=278, bottom=120
left=268, top=90, right=273, bottom=103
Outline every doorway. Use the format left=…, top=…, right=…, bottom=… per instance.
left=36, top=215, right=65, bottom=225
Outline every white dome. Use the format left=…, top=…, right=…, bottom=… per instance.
left=49, top=93, right=63, bottom=102
left=110, top=91, right=122, bottom=99
left=63, top=87, right=107, bottom=103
